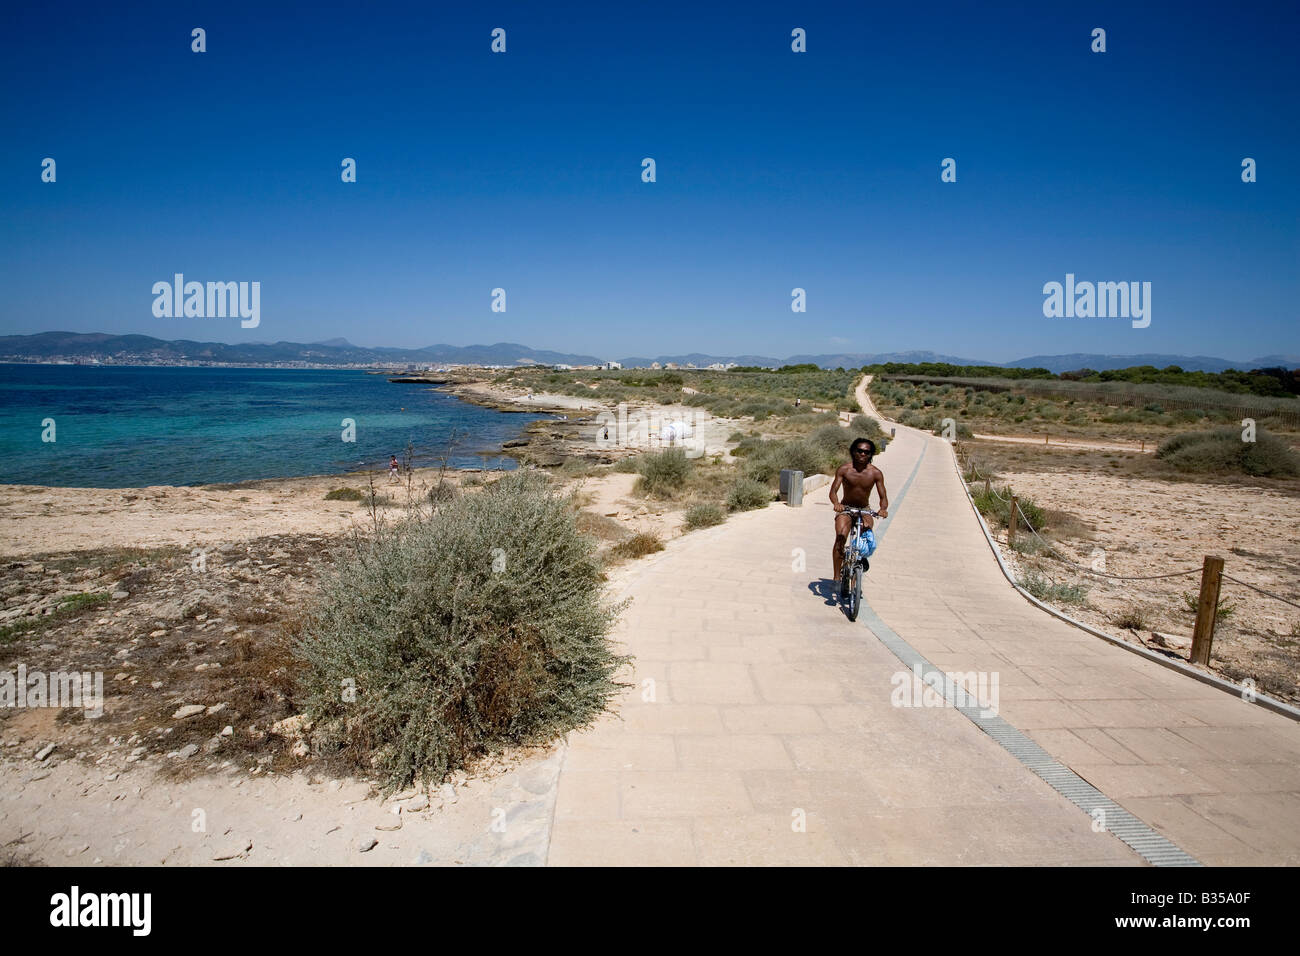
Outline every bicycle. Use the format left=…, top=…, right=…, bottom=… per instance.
left=838, top=507, right=878, bottom=621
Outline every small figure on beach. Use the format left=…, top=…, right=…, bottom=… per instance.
left=389, top=455, right=400, bottom=483
left=795, top=397, right=801, bottom=408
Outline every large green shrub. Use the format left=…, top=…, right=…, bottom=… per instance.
left=1156, top=427, right=1299, bottom=477
left=770, top=439, right=829, bottom=478
left=684, top=503, right=726, bottom=530
left=727, top=478, right=774, bottom=511
left=809, top=424, right=851, bottom=455
left=324, top=487, right=364, bottom=501
left=742, top=452, right=781, bottom=484
left=635, top=448, right=693, bottom=497
left=294, top=470, right=628, bottom=794
left=848, top=415, right=890, bottom=448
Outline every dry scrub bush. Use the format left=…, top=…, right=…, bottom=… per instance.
left=1156, top=427, right=1298, bottom=477
left=294, top=469, right=628, bottom=794
left=684, top=503, right=726, bottom=530
left=635, top=448, right=692, bottom=497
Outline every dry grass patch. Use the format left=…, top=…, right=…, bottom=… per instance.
left=609, top=531, right=665, bottom=561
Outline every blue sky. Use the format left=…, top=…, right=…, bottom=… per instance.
left=1, top=0, right=1296, bottom=362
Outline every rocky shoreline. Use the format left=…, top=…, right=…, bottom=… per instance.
left=425, top=376, right=628, bottom=469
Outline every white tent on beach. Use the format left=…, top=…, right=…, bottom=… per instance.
left=658, top=421, right=695, bottom=444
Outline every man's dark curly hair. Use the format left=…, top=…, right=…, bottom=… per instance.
left=850, top=437, right=876, bottom=458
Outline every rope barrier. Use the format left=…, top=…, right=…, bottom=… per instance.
left=957, top=433, right=1298, bottom=614
left=1012, top=501, right=1202, bottom=581
left=962, top=460, right=1010, bottom=501
left=1222, top=574, right=1300, bottom=612
left=1007, top=500, right=1201, bottom=581
left=957, top=446, right=1201, bottom=582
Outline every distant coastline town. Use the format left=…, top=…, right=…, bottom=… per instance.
left=2, top=355, right=738, bottom=372
left=0, top=332, right=1294, bottom=376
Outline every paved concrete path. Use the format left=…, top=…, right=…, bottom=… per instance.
left=545, top=389, right=1300, bottom=866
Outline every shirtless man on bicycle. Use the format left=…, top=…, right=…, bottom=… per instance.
left=830, top=437, right=888, bottom=582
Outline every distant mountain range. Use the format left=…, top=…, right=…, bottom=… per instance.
left=0, top=332, right=1294, bottom=374
left=0, top=332, right=607, bottom=368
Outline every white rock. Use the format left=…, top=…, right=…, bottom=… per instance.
left=172, top=704, right=205, bottom=719
left=270, top=714, right=313, bottom=738
left=34, top=743, right=55, bottom=761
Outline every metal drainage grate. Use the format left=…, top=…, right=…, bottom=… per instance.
left=862, top=606, right=1200, bottom=867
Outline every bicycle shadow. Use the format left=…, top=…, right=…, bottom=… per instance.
left=807, top=578, right=840, bottom=607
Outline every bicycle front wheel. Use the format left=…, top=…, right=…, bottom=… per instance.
left=847, top=565, right=863, bottom=622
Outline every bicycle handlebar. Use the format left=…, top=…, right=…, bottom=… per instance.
left=840, top=506, right=879, bottom=517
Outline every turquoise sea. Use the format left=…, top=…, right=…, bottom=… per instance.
left=0, top=365, right=545, bottom=488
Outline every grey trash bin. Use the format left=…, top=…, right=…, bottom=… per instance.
left=779, top=469, right=804, bottom=506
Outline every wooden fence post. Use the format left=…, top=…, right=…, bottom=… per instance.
left=1008, top=495, right=1018, bottom=546
left=984, top=477, right=990, bottom=497
left=1190, top=555, right=1224, bottom=666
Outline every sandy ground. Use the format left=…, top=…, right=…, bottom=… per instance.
left=0, top=470, right=448, bottom=559
left=971, top=433, right=1155, bottom=453
left=0, top=721, right=563, bottom=866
